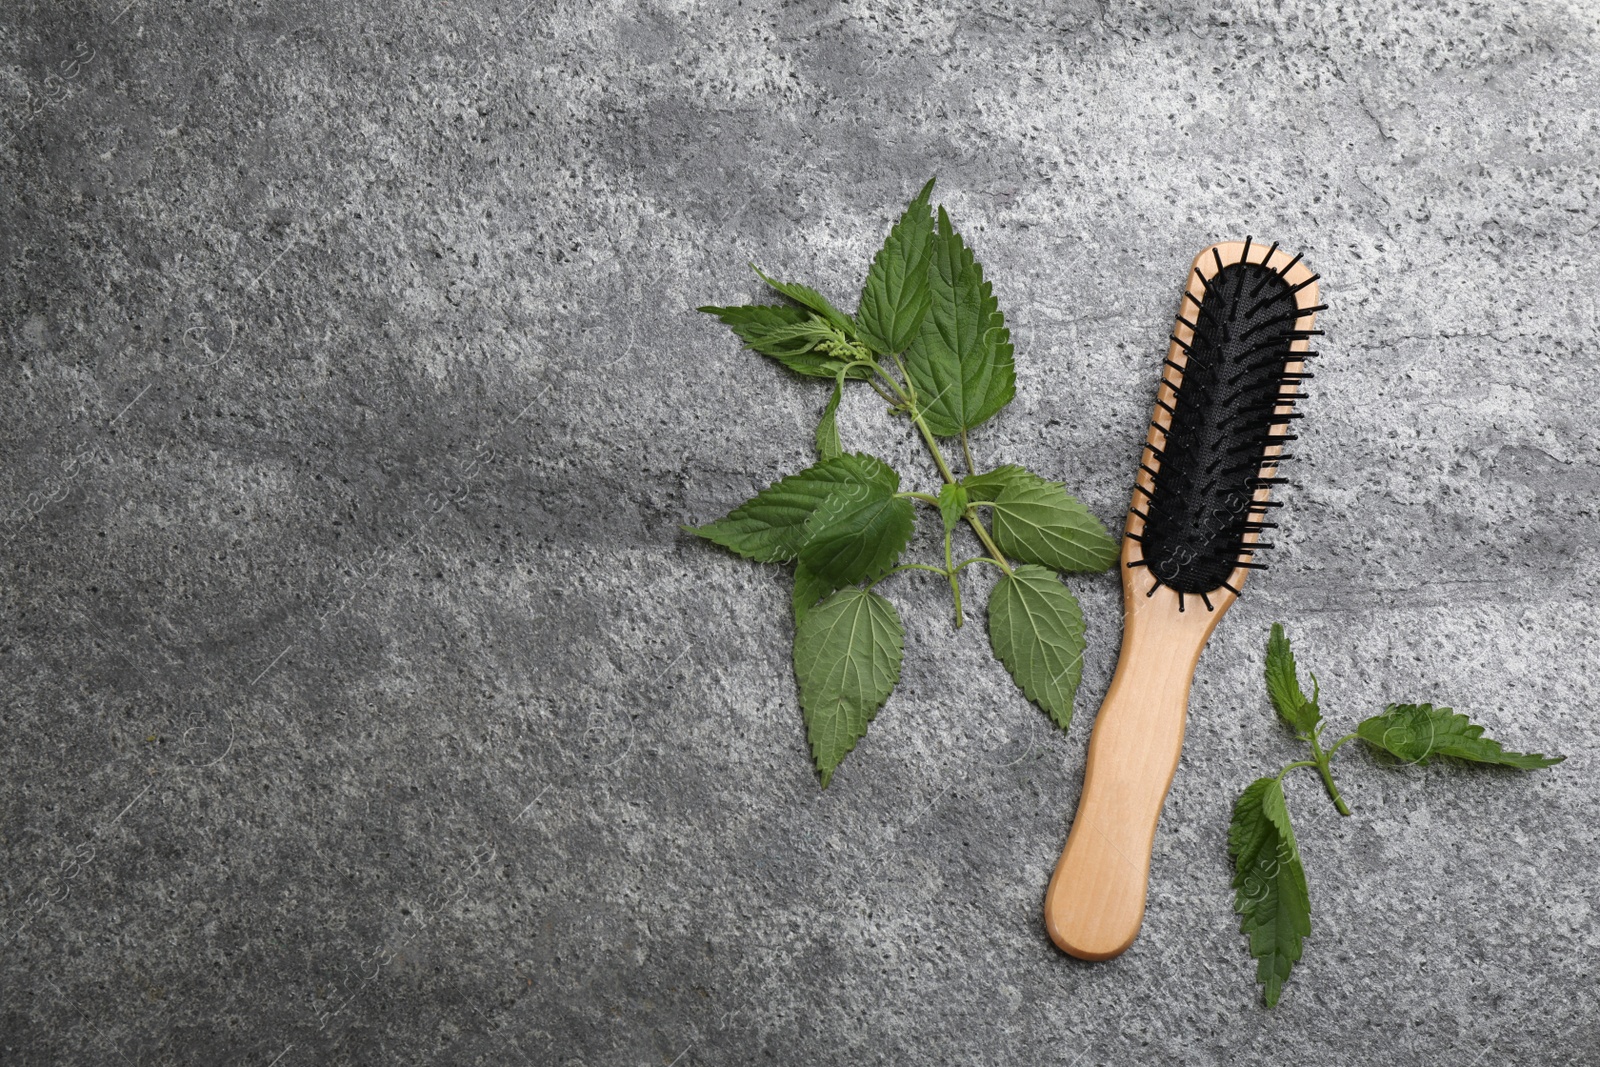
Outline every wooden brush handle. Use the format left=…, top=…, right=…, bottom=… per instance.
left=1043, top=593, right=1223, bottom=960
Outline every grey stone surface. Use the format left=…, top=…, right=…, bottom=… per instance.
left=3, top=0, right=1598, bottom=1063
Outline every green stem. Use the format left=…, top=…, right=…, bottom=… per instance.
left=834, top=358, right=904, bottom=411
left=1325, top=732, right=1360, bottom=759
left=944, top=528, right=963, bottom=628
left=846, top=353, right=910, bottom=409
left=908, top=406, right=959, bottom=485
left=896, top=491, right=943, bottom=507
left=1305, top=731, right=1352, bottom=816
left=1316, top=761, right=1351, bottom=816
left=865, top=378, right=896, bottom=405
left=873, top=367, right=909, bottom=406
left=1275, top=760, right=1319, bottom=781
left=879, top=351, right=1014, bottom=581
left=951, top=555, right=1009, bottom=574
left=960, top=430, right=976, bottom=475
left=901, top=401, right=1012, bottom=576
left=890, top=352, right=915, bottom=397
left=961, top=506, right=1013, bottom=576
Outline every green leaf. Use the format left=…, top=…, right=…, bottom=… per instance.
left=697, top=303, right=816, bottom=366
left=816, top=381, right=843, bottom=461
left=697, top=305, right=868, bottom=380
left=987, top=564, right=1088, bottom=730
left=960, top=465, right=1030, bottom=502
left=857, top=178, right=936, bottom=356
left=752, top=267, right=856, bottom=336
left=691, top=452, right=899, bottom=563
left=797, top=483, right=915, bottom=587
left=986, top=470, right=1118, bottom=573
left=1229, top=776, right=1311, bottom=1008
left=792, top=562, right=832, bottom=624
left=793, top=588, right=905, bottom=787
left=1264, top=623, right=1323, bottom=736
left=904, top=206, right=1016, bottom=436
left=937, top=482, right=968, bottom=535
left=1355, top=704, right=1564, bottom=769
left=698, top=302, right=810, bottom=347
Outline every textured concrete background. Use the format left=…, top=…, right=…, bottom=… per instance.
left=3, top=0, right=1598, bottom=1063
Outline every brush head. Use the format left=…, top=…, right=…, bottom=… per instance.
left=1129, top=240, right=1322, bottom=609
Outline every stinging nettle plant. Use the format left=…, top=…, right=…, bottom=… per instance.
left=688, top=179, right=1118, bottom=786
left=1230, top=623, right=1564, bottom=1007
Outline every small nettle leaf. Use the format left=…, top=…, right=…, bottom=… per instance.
left=691, top=452, right=899, bottom=563
left=791, top=562, right=832, bottom=624
left=1356, top=704, right=1564, bottom=769
left=698, top=302, right=810, bottom=346
left=698, top=305, right=869, bottom=380
left=987, top=470, right=1118, bottom=574
left=937, top=482, right=968, bottom=535
left=857, top=178, right=936, bottom=356
left=816, top=381, right=843, bottom=461
left=904, top=207, right=1016, bottom=436
left=793, top=588, right=905, bottom=787
left=960, top=465, right=1030, bottom=502
left=697, top=303, right=811, bottom=357
left=1264, top=623, right=1323, bottom=736
left=1229, top=776, right=1311, bottom=1009
left=798, top=483, right=915, bottom=587
left=752, top=266, right=856, bottom=336
left=987, top=564, right=1088, bottom=730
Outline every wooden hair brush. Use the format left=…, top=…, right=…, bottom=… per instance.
left=1045, top=239, right=1322, bottom=960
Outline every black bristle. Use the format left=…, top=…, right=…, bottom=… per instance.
left=1132, top=254, right=1312, bottom=600
left=1248, top=246, right=1286, bottom=295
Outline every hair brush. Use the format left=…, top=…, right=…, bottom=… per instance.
left=1044, top=239, right=1322, bottom=960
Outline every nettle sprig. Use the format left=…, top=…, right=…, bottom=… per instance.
left=690, top=180, right=1117, bottom=787
left=1230, top=623, right=1564, bottom=1006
